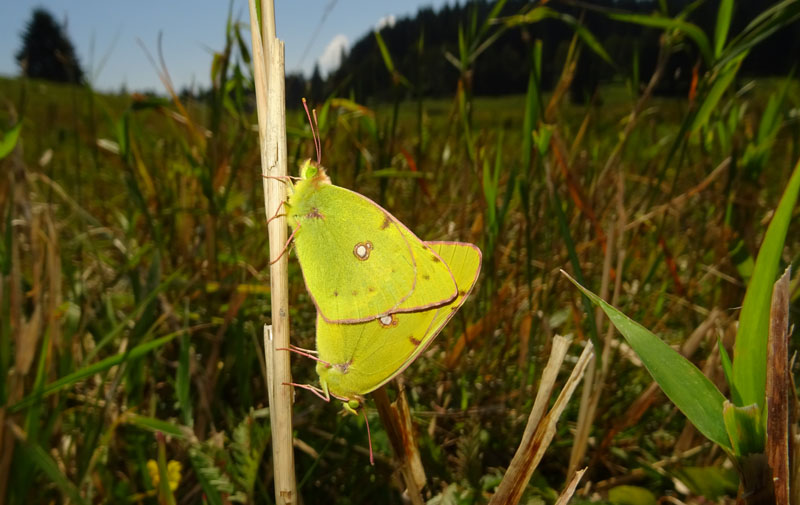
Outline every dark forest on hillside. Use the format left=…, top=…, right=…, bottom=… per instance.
left=287, top=0, right=800, bottom=105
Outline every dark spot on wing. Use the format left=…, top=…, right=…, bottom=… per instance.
left=422, top=274, right=430, bottom=280
left=306, top=207, right=324, bottom=219
left=368, top=286, right=376, bottom=293
left=459, top=290, right=466, bottom=296
left=409, top=336, right=421, bottom=346
left=380, top=214, right=392, bottom=230
left=335, top=360, right=353, bottom=374
left=352, top=290, right=358, bottom=296
left=432, top=256, right=441, bottom=263
left=333, top=291, right=338, bottom=297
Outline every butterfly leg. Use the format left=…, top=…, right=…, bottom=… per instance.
left=269, top=223, right=300, bottom=265
left=276, top=345, right=331, bottom=367
left=285, top=382, right=330, bottom=402
left=265, top=200, right=287, bottom=226
left=262, top=174, right=298, bottom=184
left=289, top=344, right=317, bottom=354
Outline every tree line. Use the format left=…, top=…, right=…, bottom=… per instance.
left=291, top=0, right=799, bottom=106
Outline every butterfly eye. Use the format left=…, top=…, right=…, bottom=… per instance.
left=353, top=241, right=374, bottom=261
left=300, top=159, right=318, bottom=179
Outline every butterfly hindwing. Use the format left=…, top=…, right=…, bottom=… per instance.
left=315, top=242, right=482, bottom=401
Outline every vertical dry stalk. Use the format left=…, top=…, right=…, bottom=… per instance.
left=489, top=336, right=594, bottom=505
left=373, top=385, right=426, bottom=505
left=247, top=1, right=297, bottom=503
left=766, top=267, right=790, bottom=505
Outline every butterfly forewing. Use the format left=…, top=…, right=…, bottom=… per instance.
left=291, top=183, right=457, bottom=323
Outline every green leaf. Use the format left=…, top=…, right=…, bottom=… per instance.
left=608, top=485, right=656, bottom=505
left=732, top=157, right=800, bottom=407
left=563, top=272, right=731, bottom=450
left=714, top=0, right=735, bottom=58
left=189, top=448, right=227, bottom=505
left=673, top=466, right=738, bottom=499
left=722, top=401, right=765, bottom=457
left=0, top=122, right=22, bottom=160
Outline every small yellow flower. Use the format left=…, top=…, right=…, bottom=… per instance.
left=146, top=459, right=183, bottom=491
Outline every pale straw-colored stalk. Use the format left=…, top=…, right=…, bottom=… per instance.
left=247, top=1, right=297, bottom=503
left=488, top=336, right=594, bottom=505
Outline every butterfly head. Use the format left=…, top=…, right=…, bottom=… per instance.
left=341, top=398, right=363, bottom=416
left=299, top=159, right=330, bottom=185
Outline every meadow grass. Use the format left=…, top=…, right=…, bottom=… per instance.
left=0, top=50, right=799, bottom=504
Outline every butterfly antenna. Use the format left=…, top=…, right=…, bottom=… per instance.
left=312, top=108, right=321, bottom=164
left=302, top=98, right=321, bottom=165
left=363, top=407, right=375, bottom=466
left=270, top=224, right=300, bottom=265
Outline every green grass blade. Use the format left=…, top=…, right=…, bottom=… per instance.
left=374, top=29, right=395, bottom=75
left=156, top=433, right=177, bottom=505
left=10, top=332, right=181, bottom=412
left=18, top=440, right=89, bottom=505
left=718, top=337, right=734, bottom=392
left=714, top=0, right=734, bottom=58
left=521, top=40, right=542, bottom=172
left=557, top=13, right=614, bottom=66
left=564, top=272, right=731, bottom=450
left=609, top=12, right=713, bottom=64
left=689, top=54, right=743, bottom=134
left=86, top=270, right=178, bottom=362
left=177, top=329, right=193, bottom=426
left=124, top=413, right=188, bottom=439
left=0, top=122, right=22, bottom=160
left=551, top=190, right=601, bottom=356
left=732, top=157, right=800, bottom=407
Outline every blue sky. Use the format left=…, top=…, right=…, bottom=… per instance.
left=0, top=1, right=453, bottom=93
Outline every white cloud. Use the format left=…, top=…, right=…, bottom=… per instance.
left=375, top=14, right=396, bottom=31
left=317, top=34, right=349, bottom=75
